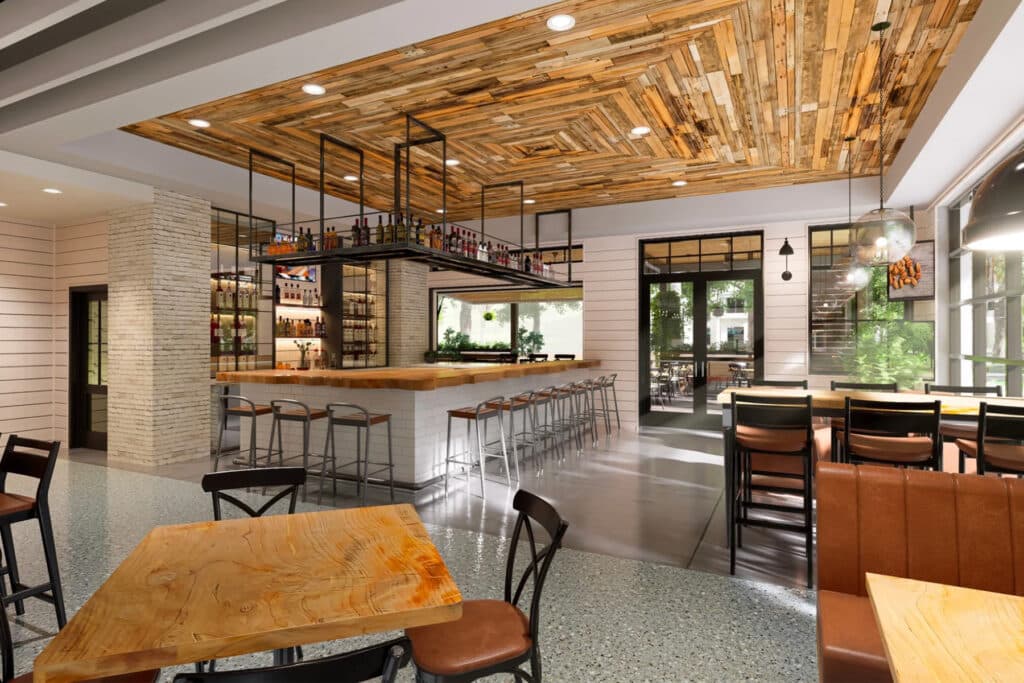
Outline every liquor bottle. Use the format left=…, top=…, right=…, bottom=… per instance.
left=524, top=254, right=531, bottom=273
left=215, top=280, right=225, bottom=310
left=308, top=227, right=316, bottom=251
left=315, top=316, right=323, bottom=337
left=211, top=315, right=219, bottom=346
left=233, top=315, right=242, bottom=348
left=351, top=219, right=361, bottom=247
left=375, top=215, right=384, bottom=244
left=361, top=217, right=370, bottom=246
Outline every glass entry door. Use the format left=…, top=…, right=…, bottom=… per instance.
left=640, top=232, right=763, bottom=429
left=70, top=288, right=108, bottom=450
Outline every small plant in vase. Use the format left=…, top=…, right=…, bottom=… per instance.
left=294, top=340, right=313, bottom=370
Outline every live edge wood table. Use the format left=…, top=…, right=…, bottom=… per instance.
left=215, top=361, right=599, bottom=492
left=866, top=572, right=1024, bottom=682
left=33, top=505, right=462, bottom=683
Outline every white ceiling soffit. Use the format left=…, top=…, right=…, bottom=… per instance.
left=886, top=0, right=1024, bottom=210
left=0, top=0, right=108, bottom=50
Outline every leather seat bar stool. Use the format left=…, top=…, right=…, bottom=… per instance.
left=925, top=383, right=1003, bottom=472
left=828, top=381, right=898, bottom=462
left=955, top=401, right=1024, bottom=477
left=213, top=395, right=280, bottom=471
left=323, top=403, right=395, bottom=506
left=444, top=398, right=511, bottom=499
left=268, top=399, right=328, bottom=499
left=0, top=436, right=67, bottom=628
left=487, top=394, right=537, bottom=479
left=843, top=397, right=942, bottom=470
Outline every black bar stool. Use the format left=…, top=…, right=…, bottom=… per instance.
left=0, top=436, right=66, bottom=628
left=268, top=399, right=328, bottom=497
left=444, top=398, right=510, bottom=499
left=214, top=395, right=279, bottom=471
left=323, top=403, right=395, bottom=505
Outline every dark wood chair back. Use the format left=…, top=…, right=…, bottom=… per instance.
left=925, top=383, right=1003, bottom=397
left=845, top=398, right=940, bottom=437
left=505, top=490, right=568, bottom=645
left=200, top=467, right=307, bottom=520
left=976, top=402, right=1024, bottom=474
left=528, top=353, right=549, bottom=362
left=732, top=393, right=813, bottom=437
left=172, top=637, right=411, bottom=683
left=750, top=379, right=809, bottom=389
left=0, top=436, right=61, bottom=504
left=831, top=381, right=898, bottom=392
left=553, top=354, right=575, bottom=360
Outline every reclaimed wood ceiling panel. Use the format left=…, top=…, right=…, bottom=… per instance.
left=124, top=0, right=981, bottom=222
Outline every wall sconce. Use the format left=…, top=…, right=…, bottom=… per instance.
left=779, top=237, right=794, bottom=281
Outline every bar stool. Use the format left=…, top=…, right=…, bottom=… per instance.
left=489, top=392, right=537, bottom=476
left=545, top=384, right=578, bottom=455
left=569, top=381, right=597, bottom=451
left=323, top=403, right=395, bottom=506
left=214, top=395, right=279, bottom=471
left=444, top=398, right=510, bottom=498
left=600, top=374, right=621, bottom=431
left=531, top=385, right=562, bottom=462
left=268, top=399, right=328, bottom=497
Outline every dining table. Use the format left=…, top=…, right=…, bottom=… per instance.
left=866, top=572, right=1024, bottom=682
left=32, top=504, right=462, bottom=683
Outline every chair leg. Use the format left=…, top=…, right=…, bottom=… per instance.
left=0, top=524, right=23, bottom=615
left=355, top=425, right=363, bottom=499
left=611, top=383, right=621, bottom=429
left=361, top=422, right=372, bottom=507
left=386, top=419, right=395, bottom=503
left=509, top=410, right=520, bottom=484
left=959, top=449, right=966, bottom=474
left=444, top=415, right=453, bottom=498
left=214, top=411, right=226, bottom=472
left=277, top=418, right=284, bottom=466
left=475, top=417, right=487, bottom=499
left=38, top=510, right=67, bottom=628
left=498, top=414, right=511, bottom=487
left=323, top=421, right=335, bottom=501
left=804, top=459, right=814, bottom=589
left=266, top=417, right=277, bottom=469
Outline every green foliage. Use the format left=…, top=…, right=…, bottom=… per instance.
left=437, top=327, right=510, bottom=352
left=482, top=311, right=495, bottom=321
left=650, top=287, right=683, bottom=359
left=517, top=327, right=545, bottom=355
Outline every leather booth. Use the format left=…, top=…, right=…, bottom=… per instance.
left=816, top=462, right=1024, bottom=682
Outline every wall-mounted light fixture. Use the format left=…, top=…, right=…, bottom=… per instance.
left=779, top=237, right=794, bottom=281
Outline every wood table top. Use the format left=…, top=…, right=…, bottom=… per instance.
left=216, top=360, right=599, bottom=390
left=715, top=386, right=1024, bottom=416
left=866, top=573, right=1024, bottom=682
left=33, top=505, right=462, bottom=683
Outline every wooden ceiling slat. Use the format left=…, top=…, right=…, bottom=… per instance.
left=124, top=0, right=980, bottom=221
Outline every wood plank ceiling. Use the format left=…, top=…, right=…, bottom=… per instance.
left=124, top=0, right=981, bottom=223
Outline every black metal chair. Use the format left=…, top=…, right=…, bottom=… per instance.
left=198, top=467, right=307, bottom=672
left=843, top=398, right=942, bottom=470
left=405, top=490, right=568, bottom=683
left=553, top=354, right=575, bottom=361
left=0, top=436, right=66, bottom=628
left=171, top=638, right=411, bottom=683
left=925, top=383, right=1004, bottom=472
left=729, top=393, right=815, bottom=587
left=954, top=402, right=1024, bottom=477
left=0, top=598, right=160, bottom=683
left=828, top=381, right=898, bottom=461
left=527, top=354, right=548, bottom=363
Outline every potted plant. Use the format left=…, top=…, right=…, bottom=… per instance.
left=294, top=340, right=313, bottom=370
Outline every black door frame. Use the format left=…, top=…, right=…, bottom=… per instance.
left=69, top=285, right=109, bottom=450
left=638, top=233, right=765, bottom=429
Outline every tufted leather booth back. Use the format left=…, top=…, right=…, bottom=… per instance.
left=817, top=462, right=1024, bottom=597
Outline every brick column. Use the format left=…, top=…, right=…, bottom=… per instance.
left=387, top=261, right=430, bottom=366
left=107, top=189, right=211, bottom=465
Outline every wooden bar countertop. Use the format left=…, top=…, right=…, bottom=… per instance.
left=216, top=360, right=600, bottom=391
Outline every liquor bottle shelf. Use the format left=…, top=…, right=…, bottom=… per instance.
left=275, top=302, right=325, bottom=310
left=212, top=308, right=259, bottom=315
left=275, top=335, right=328, bottom=340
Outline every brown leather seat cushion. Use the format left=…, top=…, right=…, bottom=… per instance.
left=13, top=669, right=160, bottom=683
left=448, top=407, right=497, bottom=420
left=847, top=434, right=933, bottom=463
left=278, top=408, right=328, bottom=420
left=939, top=421, right=976, bottom=440
left=331, top=412, right=391, bottom=426
left=735, top=425, right=809, bottom=453
left=954, top=439, right=1024, bottom=471
left=0, top=492, right=35, bottom=517
left=817, top=590, right=890, bottom=683
left=406, top=599, right=531, bottom=676
left=226, top=404, right=272, bottom=416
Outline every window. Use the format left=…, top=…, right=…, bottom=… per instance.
left=642, top=234, right=763, bottom=275
left=809, top=223, right=935, bottom=384
left=949, top=184, right=1024, bottom=396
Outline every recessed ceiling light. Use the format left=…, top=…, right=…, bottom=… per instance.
left=343, top=174, right=359, bottom=181
left=546, top=14, right=576, bottom=31
left=672, top=180, right=688, bottom=187
left=1017, top=161, right=1024, bottom=172
left=42, top=188, right=62, bottom=194
left=631, top=125, right=651, bottom=136
left=0, top=202, right=7, bottom=207
left=523, top=199, right=536, bottom=205
left=188, top=118, right=210, bottom=128
left=435, top=209, right=446, bottom=214
left=302, top=84, right=326, bottom=96
left=445, top=159, right=460, bottom=167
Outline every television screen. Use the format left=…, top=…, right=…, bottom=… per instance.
left=275, top=265, right=316, bottom=282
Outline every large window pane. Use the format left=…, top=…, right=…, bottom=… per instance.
left=518, top=300, right=583, bottom=358
left=437, top=298, right=512, bottom=351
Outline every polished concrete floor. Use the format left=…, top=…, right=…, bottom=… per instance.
left=72, top=424, right=812, bottom=589
left=7, top=458, right=817, bottom=681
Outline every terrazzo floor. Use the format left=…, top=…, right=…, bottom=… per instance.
left=6, top=458, right=817, bottom=682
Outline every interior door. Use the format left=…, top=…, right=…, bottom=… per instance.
left=70, top=288, right=108, bottom=450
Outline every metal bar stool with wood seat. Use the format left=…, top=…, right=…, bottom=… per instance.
left=570, top=380, right=598, bottom=449
left=531, top=385, right=563, bottom=462
left=406, top=490, right=568, bottom=683
left=488, top=394, right=537, bottom=478
left=730, top=393, right=815, bottom=587
left=599, top=373, right=621, bottom=431
left=954, top=401, right=1024, bottom=477
left=443, top=398, right=510, bottom=499
left=214, top=395, right=281, bottom=471
left=0, top=436, right=67, bottom=628
left=843, top=397, right=942, bottom=469
left=828, top=381, right=898, bottom=462
left=323, top=403, right=395, bottom=506
left=548, top=384, right=579, bottom=454
left=267, top=399, right=328, bottom=499
left=925, top=383, right=1003, bottom=472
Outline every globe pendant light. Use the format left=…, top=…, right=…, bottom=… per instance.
left=962, top=146, right=1024, bottom=251
left=840, top=136, right=870, bottom=296
left=852, top=21, right=916, bottom=266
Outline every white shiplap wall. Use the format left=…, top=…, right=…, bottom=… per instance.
left=0, top=218, right=55, bottom=445
left=52, top=219, right=109, bottom=446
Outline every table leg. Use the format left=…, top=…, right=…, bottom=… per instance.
left=721, top=405, right=735, bottom=562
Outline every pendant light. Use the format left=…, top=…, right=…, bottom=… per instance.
left=779, top=238, right=794, bottom=281
left=962, top=146, right=1024, bottom=251
left=852, top=21, right=916, bottom=266
left=841, top=136, right=870, bottom=295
